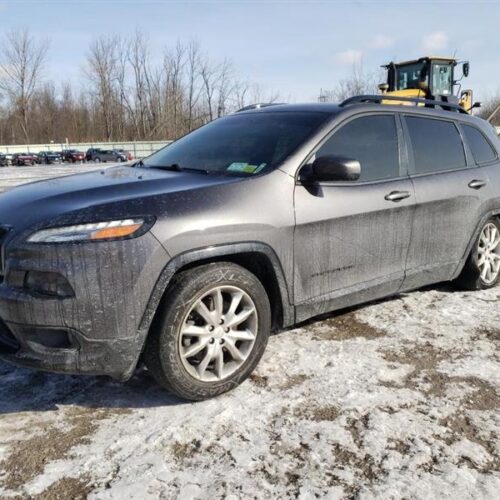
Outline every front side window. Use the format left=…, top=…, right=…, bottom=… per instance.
left=145, top=112, right=329, bottom=176
left=431, top=63, right=453, bottom=96
left=405, top=116, right=466, bottom=174
left=462, top=124, right=497, bottom=165
left=314, top=115, right=400, bottom=182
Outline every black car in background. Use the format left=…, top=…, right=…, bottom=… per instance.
left=85, top=148, right=101, bottom=161
left=38, top=152, right=62, bottom=164
left=91, top=149, right=128, bottom=162
left=0, top=154, right=8, bottom=167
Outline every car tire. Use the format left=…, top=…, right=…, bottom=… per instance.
left=455, top=218, right=500, bottom=290
left=94, top=157, right=101, bottom=163
left=144, top=262, right=271, bottom=401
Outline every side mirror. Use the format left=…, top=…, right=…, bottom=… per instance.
left=308, top=155, right=361, bottom=182
left=463, top=62, right=470, bottom=78
left=378, top=83, right=389, bottom=93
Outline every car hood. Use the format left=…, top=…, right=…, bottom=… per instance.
left=0, top=166, right=241, bottom=231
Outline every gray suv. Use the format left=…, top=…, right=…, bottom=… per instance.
left=0, top=97, right=499, bottom=401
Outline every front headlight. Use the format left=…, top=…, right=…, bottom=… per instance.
left=27, top=218, right=150, bottom=243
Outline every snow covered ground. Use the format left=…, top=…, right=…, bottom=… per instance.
left=0, top=166, right=499, bottom=499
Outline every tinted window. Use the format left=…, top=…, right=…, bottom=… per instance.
left=315, top=115, right=400, bottom=181
left=406, top=116, right=466, bottom=174
left=462, top=124, right=497, bottom=165
left=146, top=112, right=329, bottom=176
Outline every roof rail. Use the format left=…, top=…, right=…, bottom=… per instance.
left=340, top=94, right=468, bottom=114
left=235, top=102, right=286, bottom=113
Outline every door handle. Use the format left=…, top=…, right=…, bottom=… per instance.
left=468, top=179, right=487, bottom=190
left=384, top=190, right=411, bottom=202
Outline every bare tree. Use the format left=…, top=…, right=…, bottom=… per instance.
left=233, top=80, right=251, bottom=110
left=86, top=35, right=121, bottom=140
left=216, top=58, right=234, bottom=117
left=478, top=93, right=500, bottom=126
left=200, top=56, right=219, bottom=121
left=0, top=33, right=285, bottom=145
left=0, top=28, right=49, bottom=142
left=319, top=62, right=380, bottom=102
left=163, top=42, right=185, bottom=137
left=185, top=40, right=202, bottom=131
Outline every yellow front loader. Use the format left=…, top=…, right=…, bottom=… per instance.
left=379, top=56, right=475, bottom=112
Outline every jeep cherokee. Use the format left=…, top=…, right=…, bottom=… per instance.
left=0, top=98, right=499, bottom=400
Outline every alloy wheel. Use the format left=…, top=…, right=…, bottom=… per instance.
left=178, top=285, right=258, bottom=382
left=477, top=222, right=500, bottom=284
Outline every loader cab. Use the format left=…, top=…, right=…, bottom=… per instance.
left=381, top=57, right=472, bottom=111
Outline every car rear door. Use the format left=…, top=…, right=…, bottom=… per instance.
left=293, top=113, right=415, bottom=318
left=401, top=114, right=491, bottom=290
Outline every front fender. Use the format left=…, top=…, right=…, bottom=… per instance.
left=138, top=241, right=294, bottom=337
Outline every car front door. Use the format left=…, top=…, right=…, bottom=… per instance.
left=293, top=113, right=415, bottom=319
left=401, top=115, right=491, bottom=290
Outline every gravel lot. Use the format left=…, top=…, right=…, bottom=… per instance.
left=0, top=165, right=499, bottom=499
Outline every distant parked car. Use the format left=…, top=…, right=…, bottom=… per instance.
left=114, top=149, right=134, bottom=161
left=62, top=150, right=85, bottom=163
left=3, top=153, right=14, bottom=166
left=38, top=151, right=62, bottom=164
left=85, top=148, right=102, bottom=162
left=91, top=149, right=128, bottom=163
left=11, top=153, right=36, bottom=166
left=0, top=154, right=7, bottom=167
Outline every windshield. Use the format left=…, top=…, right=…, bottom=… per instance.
left=144, top=111, right=329, bottom=176
left=396, top=62, right=427, bottom=90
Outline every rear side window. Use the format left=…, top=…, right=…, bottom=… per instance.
left=315, top=115, right=400, bottom=181
left=405, top=116, right=466, bottom=174
left=462, top=124, right=497, bottom=165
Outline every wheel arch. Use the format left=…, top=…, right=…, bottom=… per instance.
left=451, top=208, right=500, bottom=280
left=138, top=242, right=294, bottom=342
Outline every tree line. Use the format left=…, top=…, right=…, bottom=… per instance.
left=1, top=29, right=498, bottom=147
left=0, top=29, right=279, bottom=145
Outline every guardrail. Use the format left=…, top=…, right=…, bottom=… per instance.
left=0, top=141, right=172, bottom=158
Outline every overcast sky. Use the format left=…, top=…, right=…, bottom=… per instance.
left=1, top=0, right=499, bottom=102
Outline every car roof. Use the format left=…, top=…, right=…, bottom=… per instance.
left=239, top=100, right=489, bottom=129
left=237, top=102, right=340, bottom=115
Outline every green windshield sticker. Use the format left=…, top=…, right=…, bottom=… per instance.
left=227, top=162, right=267, bottom=174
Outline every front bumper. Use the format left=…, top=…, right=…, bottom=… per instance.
left=0, top=232, right=169, bottom=379
left=0, top=317, right=144, bottom=379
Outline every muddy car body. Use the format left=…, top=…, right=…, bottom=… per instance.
left=0, top=99, right=499, bottom=400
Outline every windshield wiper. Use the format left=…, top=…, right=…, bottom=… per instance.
left=133, top=159, right=145, bottom=168
left=149, top=164, right=210, bottom=174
